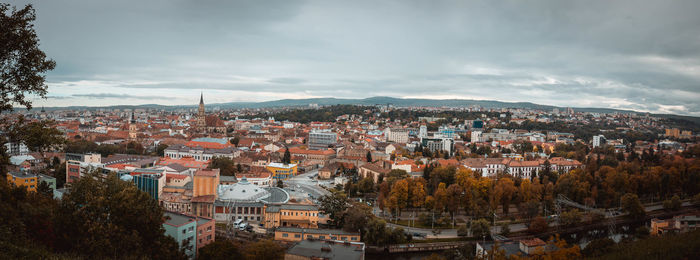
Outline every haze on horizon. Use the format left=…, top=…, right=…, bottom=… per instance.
left=8, top=0, right=700, bottom=116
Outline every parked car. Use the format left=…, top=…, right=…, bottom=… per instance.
left=238, top=222, right=248, bottom=231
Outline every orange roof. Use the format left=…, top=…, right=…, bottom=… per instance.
left=185, top=140, right=233, bottom=149
left=158, top=157, right=209, bottom=169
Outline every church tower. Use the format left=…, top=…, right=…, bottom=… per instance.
left=128, top=112, right=137, bottom=140
left=197, top=92, right=206, bottom=130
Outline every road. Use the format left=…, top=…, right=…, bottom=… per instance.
left=285, top=169, right=331, bottom=199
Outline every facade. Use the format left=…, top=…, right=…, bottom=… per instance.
left=130, top=169, right=167, bottom=200
left=308, top=129, right=337, bottom=150
left=275, top=227, right=360, bottom=242
left=651, top=212, right=700, bottom=235
left=6, top=171, right=38, bottom=192
left=4, top=142, right=29, bottom=156
left=163, top=211, right=198, bottom=259
left=386, top=128, right=409, bottom=143
left=358, top=163, right=390, bottom=183
left=214, top=179, right=289, bottom=224
left=195, top=217, right=215, bottom=255
left=421, top=137, right=454, bottom=155
left=264, top=204, right=320, bottom=229
left=164, top=144, right=240, bottom=162
left=267, top=162, right=298, bottom=180
left=592, top=135, right=606, bottom=148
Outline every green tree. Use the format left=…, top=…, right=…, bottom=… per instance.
left=663, top=195, right=682, bottom=211
left=209, top=156, right=236, bottom=176
left=282, top=148, right=291, bottom=164
left=342, top=202, right=372, bottom=233
left=620, top=193, right=645, bottom=219
left=366, top=150, right=373, bottom=162
left=0, top=3, right=56, bottom=113
left=53, top=172, right=185, bottom=259
left=560, top=209, right=583, bottom=227
left=319, top=193, right=349, bottom=227
left=156, top=143, right=168, bottom=156
left=471, top=218, right=491, bottom=238
left=276, top=179, right=284, bottom=188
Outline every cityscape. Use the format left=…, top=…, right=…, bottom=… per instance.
left=2, top=1, right=700, bottom=260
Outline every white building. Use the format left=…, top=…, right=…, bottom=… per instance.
left=4, top=142, right=29, bottom=156
left=471, top=131, right=483, bottom=143
left=386, top=128, right=409, bottom=143
left=593, top=135, right=606, bottom=148
left=419, top=125, right=428, bottom=138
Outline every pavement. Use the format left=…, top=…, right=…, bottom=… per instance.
left=285, top=169, right=331, bottom=199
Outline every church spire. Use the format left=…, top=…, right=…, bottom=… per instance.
left=199, top=92, right=204, bottom=105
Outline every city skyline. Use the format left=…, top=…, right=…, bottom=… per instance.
left=8, top=0, right=700, bottom=116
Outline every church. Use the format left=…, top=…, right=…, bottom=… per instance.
left=195, top=93, right=226, bottom=134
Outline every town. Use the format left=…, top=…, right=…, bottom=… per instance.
left=2, top=93, right=699, bottom=259
left=2, top=1, right=700, bottom=259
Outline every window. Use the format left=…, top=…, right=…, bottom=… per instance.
left=207, top=235, right=212, bottom=240
left=282, top=233, right=288, bottom=237
left=207, top=226, right=212, bottom=231
left=294, top=234, right=301, bottom=238
left=351, top=237, right=357, bottom=241
left=319, top=236, right=325, bottom=239
left=182, top=229, right=186, bottom=234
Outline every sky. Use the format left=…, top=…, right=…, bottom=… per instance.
left=9, top=0, right=700, bottom=116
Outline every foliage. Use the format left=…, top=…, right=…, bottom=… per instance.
left=54, top=172, right=185, bottom=259
left=198, top=239, right=242, bottom=260
left=209, top=156, right=237, bottom=176
left=560, top=209, right=583, bottom=228
left=471, top=218, right=490, bottom=238
left=318, top=193, right=349, bottom=227
left=663, top=195, right=681, bottom=211
left=528, top=216, right=548, bottom=234
left=282, top=148, right=291, bottom=164
left=243, top=239, right=285, bottom=260
left=590, top=230, right=700, bottom=260
left=582, top=237, right=615, bottom=257
left=457, top=225, right=469, bottom=237
left=0, top=3, right=56, bottom=113
left=620, top=193, right=645, bottom=219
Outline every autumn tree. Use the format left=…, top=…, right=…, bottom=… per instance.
left=319, top=192, right=349, bottom=226
left=244, top=240, right=285, bottom=260
left=471, top=218, right=491, bottom=238
left=494, top=177, right=517, bottom=215
left=209, top=156, right=237, bottom=176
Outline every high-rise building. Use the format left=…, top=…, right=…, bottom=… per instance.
left=308, top=129, right=337, bottom=149
left=592, top=135, right=606, bottom=148
left=419, top=124, right=428, bottom=138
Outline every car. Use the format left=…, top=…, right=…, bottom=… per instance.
left=245, top=225, right=253, bottom=232
left=238, top=222, right=248, bottom=231
left=233, top=219, right=243, bottom=228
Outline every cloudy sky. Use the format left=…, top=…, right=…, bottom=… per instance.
left=9, top=0, right=700, bottom=115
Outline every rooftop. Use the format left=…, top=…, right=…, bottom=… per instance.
left=286, top=240, right=364, bottom=260
left=164, top=211, right=196, bottom=227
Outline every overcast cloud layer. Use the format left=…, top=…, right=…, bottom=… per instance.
left=9, top=0, right=700, bottom=115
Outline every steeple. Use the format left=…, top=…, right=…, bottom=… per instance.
left=130, top=111, right=135, bottom=123
left=199, top=92, right=204, bottom=105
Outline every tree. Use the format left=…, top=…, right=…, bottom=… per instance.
left=319, top=193, right=349, bottom=226
left=471, top=218, right=491, bottom=238
left=209, top=156, right=236, bottom=176
left=342, top=203, right=372, bottom=232
left=244, top=240, right=284, bottom=260
left=494, top=177, right=516, bottom=215
left=53, top=171, right=185, bottom=259
left=366, top=150, right=373, bottom=162
left=198, top=239, right=242, bottom=260
left=13, top=119, right=65, bottom=156
left=560, top=209, right=583, bottom=227
left=582, top=238, right=615, bottom=257
left=276, top=179, right=284, bottom=188
left=457, top=225, right=469, bottom=237
left=620, top=193, right=645, bottom=219
left=0, top=3, right=56, bottom=113
left=282, top=148, right=291, bottom=164
left=230, top=136, right=240, bottom=147
left=156, top=143, right=168, bottom=156
left=663, top=195, right=682, bottom=211
left=528, top=216, right=548, bottom=234
left=500, top=223, right=511, bottom=236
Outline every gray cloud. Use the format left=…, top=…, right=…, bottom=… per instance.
left=7, top=0, right=700, bottom=115
left=71, top=93, right=168, bottom=100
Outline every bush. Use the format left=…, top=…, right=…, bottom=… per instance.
left=500, top=223, right=511, bottom=236
left=528, top=216, right=549, bottom=234
left=457, top=226, right=469, bottom=237
left=582, top=238, right=615, bottom=257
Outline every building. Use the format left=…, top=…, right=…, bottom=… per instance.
left=592, top=135, right=606, bottom=148
left=129, top=169, right=167, bottom=200
left=264, top=204, right=320, bottom=229
left=164, top=144, right=239, bottom=162
left=650, top=212, right=700, bottom=235
left=275, top=227, right=360, bottom=242
left=419, top=124, right=427, bottom=138
left=163, top=211, right=198, bottom=259
left=665, top=128, right=681, bottom=138
left=38, top=174, right=56, bottom=192
left=128, top=112, right=137, bottom=140
left=192, top=169, right=220, bottom=218
left=476, top=238, right=550, bottom=258
left=358, top=162, right=390, bottom=183
left=214, top=177, right=290, bottom=224
left=421, top=137, right=454, bottom=155
left=195, top=217, right=215, bottom=255
left=308, top=129, right=337, bottom=150
left=386, top=128, right=409, bottom=143
left=266, top=162, right=298, bottom=180
left=196, top=93, right=206, bottom=130
left=6, top=171, right=38, bottom=192
left=285, top=240, right=365, bottom=260
left=4, top=142, right=28, bottom=156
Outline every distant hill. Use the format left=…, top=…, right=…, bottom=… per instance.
left=36, top=96, right=699, bottom=123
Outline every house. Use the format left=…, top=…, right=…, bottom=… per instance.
left=358, top=162, right=390, bottom=183
left=163, top=211, right=198, bottom=259
left=195, top=217, right=215, bottom=255
left=651, top=212, right=700, bottom=235
left=264, top=204, right=320, bottom=229
left=285, top=240, right=365, bottom=260
left=6, top=171, right=38, bottom=192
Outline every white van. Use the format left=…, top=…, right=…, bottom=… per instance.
left=238, top=222, right=248, bottom=231
left=233, top=219, right=243, bottom=228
